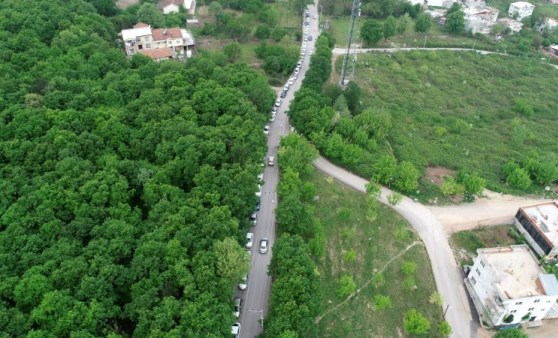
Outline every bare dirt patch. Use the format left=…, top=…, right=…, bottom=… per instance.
left=425, top=166, right=455, bottom=186
left=115, top=0, right=139, bottom=10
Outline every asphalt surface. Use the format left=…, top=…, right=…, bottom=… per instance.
left=238, top=3, right=320, bottom=337
left=313, top=157, right=478, bottom=338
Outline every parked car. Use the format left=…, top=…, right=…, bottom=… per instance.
left=307, top=35, right=313, bottom=41
left=268, top=156, right=275, bottom=166
left=280, top=90, right=287, bottom=98
left=255, top=202, right=260, bottom=211
left=275, top=98, right=281, bottom=107
left=288, top=77, right=295, bottom=85
left=231, top=322, right=241, bottom=338
left=250, top=212, right=257, bottom=224
left=233, top=298, right=241, bottom=318
left=270, top=114, right=276, bottom=122
left=246, top=232, right=254, bottom=249
left=297, top=60, right=302, bottom=67
left=283, top=84, right=289, bottom=91
left=263, top=125, right=270, bottom=134
left=238, top=275, right=247, bottom=290
left=259, top=238, right=269, bottom=254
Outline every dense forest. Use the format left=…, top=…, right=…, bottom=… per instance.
left=0, top=0, right=275, bottom=336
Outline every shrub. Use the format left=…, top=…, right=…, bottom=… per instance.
left=337, top=274, right=357, bottom=298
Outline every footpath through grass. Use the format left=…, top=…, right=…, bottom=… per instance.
left=350, top=51, right=558, bottom=195
left=309, top=171, right=445, bottom=337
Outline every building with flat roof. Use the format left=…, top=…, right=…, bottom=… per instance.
left=515, top=202, right=558, bottom=259
left=464, top=6, right=499, bottom=34
left=508, top=2, right=535, bottom=21
left=120, top=23, right=195, bottom=61
left=465, top=245, right=558, bottom=328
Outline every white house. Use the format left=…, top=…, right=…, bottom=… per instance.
left=121, top=23, right=195, bottom=61
left=465, top=245, right=558, bottom=328
left=537, top=17, right=558, bottom=33
left=407, top=0, right=458, bottom=8
left=508, top=2, right=535, bottom=21
left=158, top=0, right=196, bottom=15
left=464, top=6, right=499, bottom=34
left=514, top=202, right=558, bottom=259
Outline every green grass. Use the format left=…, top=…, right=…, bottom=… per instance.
left=450, top=225, right=524, bottom=265
left=271, top=0, right=303, bottom=28
left=327, top=17, right=498, bottom=50
left=348, top=51, right=558, bottom=196
left=308, top=171, right=444, bottom=337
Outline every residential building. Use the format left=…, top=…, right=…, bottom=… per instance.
left=465, top=245, right=558, bottom=328
left=464, top=6, right=500, bottom=34
left=514, top=202, right=558, bottom=259
left=537, top=17, right=558, bottom=33
left=508, top=2, right=535, bottom=21
left=408, top=0, right=458, bottom=8
left=158, top=0, right=196, bottom=15
left=497, top=17, right=524, bottom=33
left=121, top=23, right=195, bottom=61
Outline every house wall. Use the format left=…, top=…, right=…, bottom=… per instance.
left=514, top=210, right=554, bottom=258
left=468, top=255, right=505, bottom=325
left=508, top=3, right=534, bottom=20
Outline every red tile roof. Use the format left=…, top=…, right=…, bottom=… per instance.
left=134, top=22, right=150, bottom=28
left=152, top=28, right=183, bottom=41
left=140, top=47, right=174, bottom=60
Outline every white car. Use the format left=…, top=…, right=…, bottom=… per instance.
left=263, top=125, right=270, bottom=134
left=268, top=156, right=275, bottom=166
left=283, top=85, right=289, bottom=92
left=233, top=297, right=241, bottom=318
left=270, top=114, right=276, bottom=122
left=288, top=77, right=295, bottom=86
left=275, top=99, right=281, bottom=107
left=246, top=232, right=254, bottom=248
left=297, top=60, right=302, bottom=67
left=302, top=42, right=306, bottom=48
left=250, top=212, right=257, bottom=224
left=238, top=275, right=247, bottom=290
left=259, top=238, right=269, bottom=254
left=232, top=322, right=241, bottom=338
left=255, top=184, right=262, bottom=198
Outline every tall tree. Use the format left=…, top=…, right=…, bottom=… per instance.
left=415, top=13, right=432, bottom=33
left=360, top=20, right=384, bottom=46
left=384, top=15, right=397, bottom=40
left=446, top=10, right=465, bottom=34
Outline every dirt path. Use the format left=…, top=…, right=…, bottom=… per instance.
left=431, top=190, right=555, bottom=233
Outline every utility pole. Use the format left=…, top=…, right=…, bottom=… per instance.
left=339, top=0, right=360, bottom=88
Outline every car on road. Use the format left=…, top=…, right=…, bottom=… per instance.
left=283, top=84, right=289, bottom=91
left=288, top=77, right=295, bottom=85
left=246, top=232, right=253, bottom=248
left=250, top=212, right=257, bottom=224
left=307, top=35, right=313, bottom=41
left=263, top=125, right=270, bottom=134
left=268, top=156, right=275, bottom=166
left=275, top=98, right=281, bottom=107
left=233, top=297, right=241, bottom=318
left=231, top=322, right=241, bottom=338
left=270, top=114, right=276, bottom=122
left=238, top=275, right=247, bottom=290
left=259, top=238, right=269, bottom=254
left=280, top=90, right=287, bottom=98
left=297, top=60, right=302, bottom=67
left=314, top=14, right=317, bottom=19
left=255, top=202, right=260, bottom=211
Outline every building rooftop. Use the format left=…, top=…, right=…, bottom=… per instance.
left=479, top=245, right=547, bottom=299
left=521, top=202, right=558, bottom=248
left=140, top=47, right=174, bottom=60
left=122, top=25, right=152, bottom=41
left=510, top=1, right=534, bottom=7
left=152, top=27, right=183, bottom=41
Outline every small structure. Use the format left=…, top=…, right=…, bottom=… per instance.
left=537, top=17, right=558, bottom=33
left=497, top=17, right=524, bottom=33
left=550, top=45, right=558, bottom=56
left=465, top=245, right=558, bottom=328
left=120, top=23, right=195, bottom=61
left=408, top=0, right=458, bottom=8
left=158, top=0, right=196, bottom=15
left=464, top=6, right=500, bottom=34
left=515, top=202, right=558, bottom=259
left=508, top=2, right=535, bottom=21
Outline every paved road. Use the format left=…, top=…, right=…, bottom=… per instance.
left=314, top=157, right=478, bottom=338
left=239, top=2, right=321, bottom=337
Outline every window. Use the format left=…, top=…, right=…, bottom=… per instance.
left=146, top=43, right=151, bottom=49
left=541, top=309, right=546, bottom=312
left=480, top=260, right=485, bottom=268
left=528, top=307, right=534, bottom=311
left=515, top=302, right=523, bottom=305
left=534, top=299, right=540, bottom=303
left=476, top=269, right=481, bottom=276
left=471, top=276, right=477, bottom=285
left=511, top=310, right=517, bottom=314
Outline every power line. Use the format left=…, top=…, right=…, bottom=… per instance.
left=339, top=0, right=361, bottom=88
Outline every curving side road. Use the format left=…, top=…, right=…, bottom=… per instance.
left=332, top=47, right=504, bottom=56
left=314, top=157, right=477, bottom=338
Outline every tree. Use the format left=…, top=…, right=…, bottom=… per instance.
left=373, top=155, right=397, bottom=185
left=493, top=328, right=529, bottom=338
left=394, top=161, right=419, bottom=193
left=461, top=173, right=485, bottom=195
left=254, top=25, right=271, bottom=39
left=446, top=10, right=465, bottom=34
left=507, top=167, right=532, bottom=190
left=446, top=3, right=461, bottom=15
left=415, top=13, right=432, bottom=33
left=440, top=177, right=465, bottom=196
left=214, top=237, right=250, bottom=284
left=337, top=274, right=356, bottom=298
left=137, top=3, right=165, bottom=28
left=384, top=15, right=397, bottom=40
left=398, top=14, right=409, bottom=34
left=224, top=43, right=242, bottom=63
left=278, top=134, right=319, bottom=175
left=388, top=192, right=402, bottom=205
left=343, top=81, right=361, bottom=114
left=360, top=20, right=384, bottom=46
left=373, top=295, right=392, bottom=311
left=439, top=321, right=452, bottom=336
left=404, top=309, right=431, bottom=335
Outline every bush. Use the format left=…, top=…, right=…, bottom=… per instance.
left=337, top=274, right=357, bottom=298
left=404, top=309, right=431, bottom=335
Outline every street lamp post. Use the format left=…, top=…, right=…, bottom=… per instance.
left=443, top=304, right=452, bottom=318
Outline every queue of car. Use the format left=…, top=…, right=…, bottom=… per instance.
left=233, top=5, right=315, bottom=337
